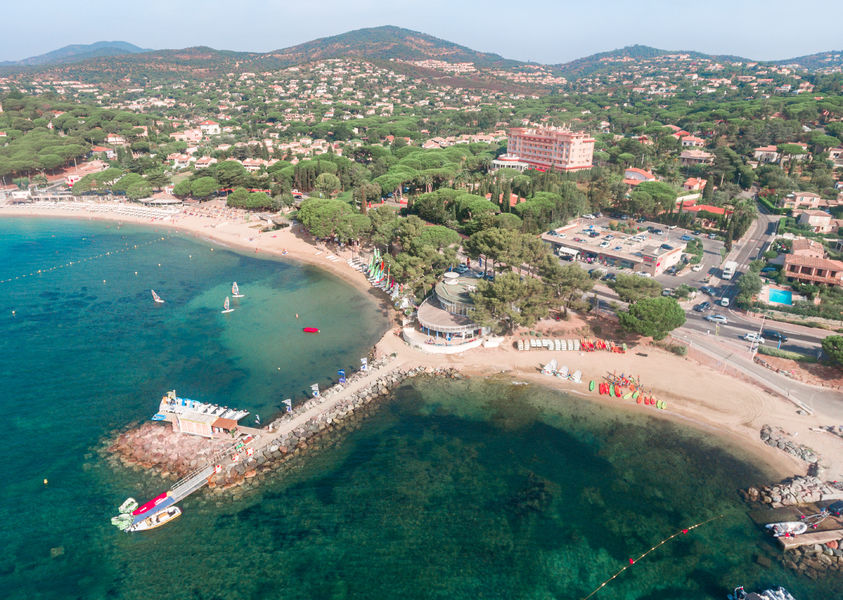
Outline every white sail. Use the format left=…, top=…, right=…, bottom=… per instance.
left=151, top=290, right=164, bottom=303
left=222, top=296, right=234, bottom=313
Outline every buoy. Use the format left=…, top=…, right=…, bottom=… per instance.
left=134, top=271, right=138, bottom=275
left=636, top=397, right=642, bottom=404
left=296, top=314, right=299, bottom=319
left=158, top=263, right=161, bottom=267
left=609, top=383, right=615, bottom=397
left=589, top=380, right=595, bottom=392
left=43, top=479, right=48, bottom=485
left=615, top=386, right=621, bottom=398
left=102, top=280, right=106, bottom=284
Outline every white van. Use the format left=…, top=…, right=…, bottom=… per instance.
left=719, top=297, right=730, bottom=307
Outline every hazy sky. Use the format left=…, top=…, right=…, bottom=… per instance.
left=2, top=0, right=842, bottom=64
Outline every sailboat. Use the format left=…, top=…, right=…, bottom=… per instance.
left=232, top=282, right=244, bottom=298
left=221, top=296, right=235, bottom=314
left=151, top=290, right=165, bottom=304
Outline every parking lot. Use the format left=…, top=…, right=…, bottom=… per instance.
left=583, top=215, right=726, bottom=288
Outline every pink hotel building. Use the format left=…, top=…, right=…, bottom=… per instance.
left=507, top=127, right=595, bottom=171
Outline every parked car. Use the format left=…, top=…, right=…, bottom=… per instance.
left=694, top=301, right=712, bottom=312
left=600, top=241, right=610, bottom=248
left=680, top=234, right=693, bottom=241
left=666, top=266, right=678, bottom=275
left=583, top=214, right=595, bottom=219
left=693, top=231, right=701, bottom=236
left=743, top=332, right=765, bottom=343
left=707, top=233, right=717, bottom=239
left=691, top=264, right=704, bottom=272
left=662, top=288, right=674, bottom=296
left=719, top=297, right=730, bottom=307
left=653, top=229, right=664, bottom=235
left=700, top=286, right=716, bottom=296
left=601, top=272, right=617, bottom=282
left=762, top=330, right=789, bottom=343
left=704, top=314, right=728, bottom=324
left=636, top=271, right=652, bottom=278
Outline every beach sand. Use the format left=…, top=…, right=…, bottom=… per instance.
left=4, top=198, right=841, bottom=481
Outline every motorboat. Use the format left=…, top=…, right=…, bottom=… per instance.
left=765, top=521, right=807, bottom=537
left=728, top=585, right=796, bottom=600
left=126, top=506, right=181, bottom=532
left=303, top=327, right=319, bottom=333
left=118, top=497, right=138, bottom=514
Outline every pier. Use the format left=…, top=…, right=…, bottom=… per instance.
left=778, top=528, right=843, bottom=550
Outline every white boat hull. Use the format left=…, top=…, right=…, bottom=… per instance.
left=127, top=506, right=182, bottom=532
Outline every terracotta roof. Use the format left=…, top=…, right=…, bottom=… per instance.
left=791, top=238, right=824, bottom=256
left=785, top=254, right=843, bottom=271
left=624, top=168, right=655, bottom=179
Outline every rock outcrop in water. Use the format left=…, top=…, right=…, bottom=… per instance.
left=742, top=476, right=843, bottom=508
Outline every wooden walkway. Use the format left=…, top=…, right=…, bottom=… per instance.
left=779, top=528, right=843, bottom=550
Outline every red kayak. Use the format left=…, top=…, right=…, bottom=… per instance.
left=303, top=327, right=319, bottom=333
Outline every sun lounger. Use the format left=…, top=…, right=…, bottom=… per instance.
left=517, top=340, right=524, bottom=351
left=574, top=339, right=581, bottom=351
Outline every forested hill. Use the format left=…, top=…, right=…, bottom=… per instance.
left=259, top=26, right=522, bottom=69
left=555, top=44, right=751, bottom=78
left=773, top=50, right=843, bottom=72
left=0, top=41, right=149, bottom=66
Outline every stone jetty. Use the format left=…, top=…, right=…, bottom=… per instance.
left=742, top=476, right=843, bottom=508
left=208, top=362, right=463, bottom=491
left=107, top=355, right=464, bottom=493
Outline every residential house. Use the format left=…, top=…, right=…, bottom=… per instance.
left=105, top=133, right=127, bottom=146
left=791, top=238, right=825, bottom=258
left=623, top=167, right=656, bottom=186
left=779, top=191, right=823, bottom=210
left=829, top=147, right=843, bottom=168
left=796, top=210, right=834, bottom=233
left=167, top=153, right=193, bottom=169
left=90, top=145, right=116, bottom=160
left=753, top=145, right=780, bottom=163
left=241, top=158, right=262, bottom=173
left=199, top=120, right=221, bottom=136
left=683, top=177, right=707, bottom=191
left=783, top=254, right=843, bottom=287
left=679, top=149, right=714, bottom=166
left=680, top=135, right=704, bottom=148
left=194, top=156, right=217, bottom=169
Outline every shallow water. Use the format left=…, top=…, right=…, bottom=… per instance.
left=0, top=219, right=832, bottom=599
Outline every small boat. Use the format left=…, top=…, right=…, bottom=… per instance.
left=303, top=327, right=319, bottom=333
left=232, top=282, right=244, bottom=298
left=765, top=521, right=808, bottom=537
left=111, top=514, right=133, bottom=530
left=127, top=506, right=182, bottom=532
left=118, top=497, right=138, bottom=514
left=255, top=414, right=261, bottom=425
left=221, top=296, right=234, bottom=314
left=728, top=585, right=797, bottom=600
left=133, top=492, right=171, bottom=516
left=151, top=290, right=165, bottom=304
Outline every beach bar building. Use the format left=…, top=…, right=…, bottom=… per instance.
left=406, top=272, right=489, bottom=352
left=154, top=390, right=249, bottom=438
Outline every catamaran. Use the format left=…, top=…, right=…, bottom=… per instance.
left=232, top=282, right=244, bottom=298
left=221, top=296, right=234, bottom=314
left=151, top=290, right=165, bottom=304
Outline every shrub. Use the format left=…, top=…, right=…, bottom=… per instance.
left=756, top=345, right=816, bottom=362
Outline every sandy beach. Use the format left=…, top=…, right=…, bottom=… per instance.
left=3, top=198, right=841, bottom=481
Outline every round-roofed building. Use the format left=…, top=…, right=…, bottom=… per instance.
left=411, top=272, right=489, bottom=349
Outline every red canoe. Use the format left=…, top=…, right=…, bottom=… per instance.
left=303, top=327, right=319, bottom=333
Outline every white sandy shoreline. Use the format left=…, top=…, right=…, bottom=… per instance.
left=3, top=199, right=841, bottom=482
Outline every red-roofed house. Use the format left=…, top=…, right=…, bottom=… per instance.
left=199, top=120, right=221, bottom=135
left=753, top=145, right=780, bottom=163
left=484, top=192, right=525, bottom=208
left=194, top=156, right=217, bottom=169
left=779, top=191, right=823, bottom=211
left=680, top=135, right=704, bottom=148
left=90, top=145, right=115, bottom=160
left=623, top=168, right=656, bottom=186
left=784, top=254, right=843, bottom=287
left=0, top=131, right=6, bottom=138
left=679, top=203, right=730, bottom=216
left=683, top=177, right=707, bottom=191
left=105, top=133, right=127, bottom=145
left=796, top=210, right=834, bottom=233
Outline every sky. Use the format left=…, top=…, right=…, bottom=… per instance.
left=2, top=0, right=842, bottom=64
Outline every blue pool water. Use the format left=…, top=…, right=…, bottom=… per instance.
left=768, top=288, right=793, bottom=305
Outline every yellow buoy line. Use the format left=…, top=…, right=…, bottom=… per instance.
left=0, top=236, right=171, bottom=285
left=580, top=514, right=724, bottom=600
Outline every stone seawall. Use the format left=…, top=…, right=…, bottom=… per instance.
left=207, top=364, right=462, bottom=491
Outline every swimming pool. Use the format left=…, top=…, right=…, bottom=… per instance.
left=768, top=288, right=793, bottom=305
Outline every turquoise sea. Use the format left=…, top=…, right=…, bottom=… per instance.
left=0, top=218, right=833, bottom=599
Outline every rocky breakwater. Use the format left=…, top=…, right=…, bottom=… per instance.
left=209, top=363, right=464, bottom=491
left=742, top=476, right=843, bottom=508
left=742, top=476, right=843, bottom=580
left=780, top=538, right=843, bottom=580
left=760, top=424, right=821, bottom=475
left=107, top=421, right=233, bottom=478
